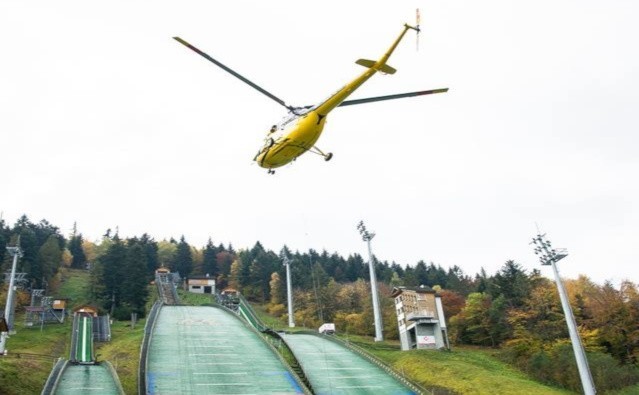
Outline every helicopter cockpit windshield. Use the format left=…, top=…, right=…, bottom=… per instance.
left=272, top=106, right=312, bottom=132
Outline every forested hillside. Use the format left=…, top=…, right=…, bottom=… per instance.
left=1, top=214, right=638, bottom=392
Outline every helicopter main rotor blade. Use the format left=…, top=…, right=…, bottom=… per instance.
left=173, top=37, right=291, bottom=110
left=338, top=88, right=448, bottom=107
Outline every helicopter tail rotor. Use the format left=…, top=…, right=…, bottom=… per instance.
left=415, top=8, right=421, bottom=51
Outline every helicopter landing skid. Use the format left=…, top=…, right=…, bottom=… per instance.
left=310, top=146, right=333, bottom=162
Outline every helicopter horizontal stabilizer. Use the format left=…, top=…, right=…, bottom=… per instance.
left=355, top=59, right=396, bottom=75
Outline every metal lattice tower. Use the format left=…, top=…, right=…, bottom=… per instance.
left=31, top=289, right=45, bottom=307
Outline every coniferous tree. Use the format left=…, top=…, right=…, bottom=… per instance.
left=12, top=217, right=39, bottom=285
left=69, top=233, right=87, bottom=269
left=245, top=259, right=264, bottom=301
left=475, top=267, right=490, bottom=293
left=202, top=238, right=219, bottom=278
left=487, top=294, right=510, bottom=346
left=120, top=242, right=149, bottom=316
left=402, top=265, right=419, bottom=286
left=173, top=236, right=193, bottom=277
left=138, top=233, right=159, bottom=279
left=344, top=254, right=366, bottom=282
left=217, top=247, right=234, bottom=277
left=38, top=234, right=63, bottom=288
left=97, top=236, right=127, bottom=313
left=0, top=218, right=9, bottom=265
left=238, top=249, right=253, bottom=288
left=491, top=260, right=531, bottom=308
left=413, top=261, right=428, bottom=285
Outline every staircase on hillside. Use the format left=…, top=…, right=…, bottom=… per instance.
left=156, top=272, right=180, bottom=305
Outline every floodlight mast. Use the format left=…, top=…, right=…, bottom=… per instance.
left=531, top=233, right=596, bottom=395
left=357, top=221, right=383, bottom=342
left=282, top=255, right=295, bottom=328
left=1, top=238, right=23, bottom=354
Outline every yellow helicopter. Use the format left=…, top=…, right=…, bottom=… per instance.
left=174, top=18, right=447, bottom=174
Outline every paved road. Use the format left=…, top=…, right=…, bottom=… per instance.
left=146, top=305, right=304, bottom=394
left=281, top=333, right=415, bottom=395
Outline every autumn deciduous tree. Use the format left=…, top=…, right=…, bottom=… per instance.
left=439, top=289, right=466, bottom=318
left=451, top=292, right=508, bottom=347
left=228, top=259, right=241, bottom=290
left=267, top=272, right=286, bottom=317
left=156, top=239, right=177, bottom=270
left=588, top=281, right=639, bottom=364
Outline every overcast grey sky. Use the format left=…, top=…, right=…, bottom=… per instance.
left=2, top=1, right=638, bottom=285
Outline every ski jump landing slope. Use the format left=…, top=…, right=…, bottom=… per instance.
left=146, top=305, right=304, bottom=394
left=280, top=333, right=416, bottom=395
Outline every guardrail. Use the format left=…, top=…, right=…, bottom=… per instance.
left=103, top=360, right=126, bottom=395
left=69, top=314, right=79, bottom=362
left=40, top=358, right=67, bottom=395
left=263, top=329, right=317, bottom=395
left=138, top=300, right=163, bottom=395
left=155, top=274, right=164, bottom=301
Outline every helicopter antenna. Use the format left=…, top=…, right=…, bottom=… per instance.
left=415, top=8, right=421, bottom=51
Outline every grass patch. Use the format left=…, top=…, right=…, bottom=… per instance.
left=347, top=337, right=574, bottom=395
left=53, top=268, right=93, bottom=309
left=0, top=315, right=72, bottom=395
left=176, top=289, right=215, bottom=306
left=95, top=319, right=145, bottom=394
left=0, top=269, right=146, bottom=394
left=0, top=268, right=93, bottom=394
left=609, top=384, right=639, bottom=394
left=251, top=303, right=289, bottom=330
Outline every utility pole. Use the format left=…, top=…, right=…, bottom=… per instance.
left=1, top=237, right=23, bottom=354
left=282, top=254, right=295, bottom=328
left=357, top=221, right=383, bottom=342
left=531, top=233, right=596, bottom=395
